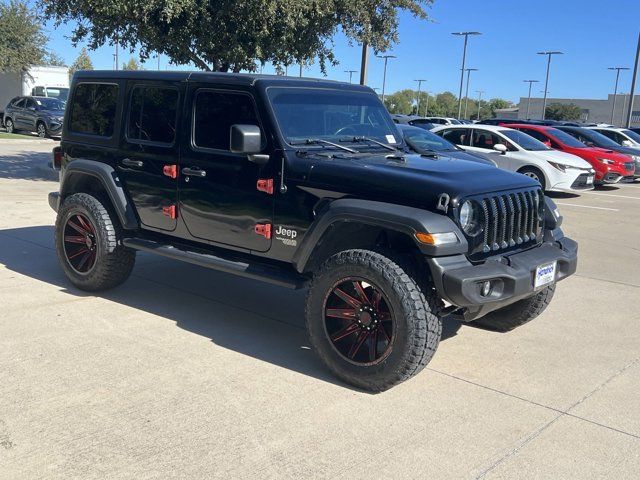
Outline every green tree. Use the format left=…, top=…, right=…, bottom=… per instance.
left=38, top=0, right=433, bottom=72
left=545, top=103, right=582, bottom=121
left=122, top=58, right=142, bottom=70
left=0, top=0, right=48, bottom=71
left=383, top=89, right=415, bottom=114
left=44, top=52, right=67, bottom=67
left=69, top=48, right=94, bottom=78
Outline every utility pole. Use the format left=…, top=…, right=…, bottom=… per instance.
left=452, top=31, right=482, bottom=119
left=537, top=51, right=563, bottom=120
left=476, top=90, right=484, bottom=120
left=359, top=42, right=369, bottom=86
left=114, top=36, right=119, bottom=70
left=414, top=79, right=426, bottom=116
left=157, top=54, right=160, bottom=70
left=376, top=54, right=396, bottom=104
left=299, top=62, right=303, bottom=77
left=344, top=70, right=357, bottom=84
left=523, top=80, right=539, bottom=119
left=608, top=67, right=630, bottom=125
left=463, top=68, right=478, bottom=118
left=625, top=33, right=640, bottom=128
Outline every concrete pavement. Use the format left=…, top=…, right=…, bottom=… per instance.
left=1, top=140, right=638, bottom=479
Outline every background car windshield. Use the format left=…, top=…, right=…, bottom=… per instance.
left=35, top=98, right=65, bottom=110
left=268, top=88, right=400, bottom=145
left=404, top=129, right=457, bottom=151
left=548, top=128, right=588, bottom=148
left=501, top=130, right=550, bottom=150
left=621, top=129, right=640, bottom=143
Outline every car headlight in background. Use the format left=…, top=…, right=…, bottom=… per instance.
left=598, top=158, right=615, bottom=165
left=547, top=161, right=568, bottom=172
left=459, top=200, right=482, bottom=236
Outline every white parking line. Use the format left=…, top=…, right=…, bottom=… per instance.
left=581, top=191, right=640, bottom=201
left=556, top=202, right=619, bottom=212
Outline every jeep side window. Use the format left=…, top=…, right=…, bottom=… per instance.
left=127, top=86, right=179, bottom=145
left=69, top=83, right=119, bottom=137
left=193, top=90, right=261, bottom=151
left=441, top=128, right=470, bottom=146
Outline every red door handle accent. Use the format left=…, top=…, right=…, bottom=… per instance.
left=254, top=223, right=272, bottom=239
left=163, top=164, right=178, bottom=179
left=162, top=205, right=177, bottom=219
left=257, top=178, right=274, bottom=194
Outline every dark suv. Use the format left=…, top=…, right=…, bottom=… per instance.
left=48, top=71, right=577, bottom=391
left=3, top=96, right=65, bottom=138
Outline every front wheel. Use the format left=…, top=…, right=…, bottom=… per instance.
left=519, top=166, right=546, bottom=191
left=55, top=193, right=136, bottom=291
left=36, top=121, right=47, bottom=138
left=305, top=250, right=442, bottom=392
left=474, top=284, right=556, bottom=332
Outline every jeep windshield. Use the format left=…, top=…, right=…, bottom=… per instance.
left=268, top=88, right=401, bottom=149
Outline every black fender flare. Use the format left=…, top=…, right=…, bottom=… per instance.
left=60, top=159, right=138, bottom=230
left=292, top=198, right=468, bottom=273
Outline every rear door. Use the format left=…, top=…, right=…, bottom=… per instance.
left=178, top=85, right=275, bottom=252
left=469, top=129, right=518, bottom=170
left=117, top=81, right=182, bottom=232
left=22, top=97, right=38, bottom=131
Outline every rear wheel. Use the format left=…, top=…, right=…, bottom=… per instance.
left=55, top=193, right=136, bottom=291
left=305, top=249, right=442, bottom=392
left=474, top=284, right=556, bottom=332
left=5, top=118, right=14, bottom=134
left=519, top=166, right=546, bottom=191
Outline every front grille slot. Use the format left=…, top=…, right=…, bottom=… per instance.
left=475, top=188, right=543, bottom=257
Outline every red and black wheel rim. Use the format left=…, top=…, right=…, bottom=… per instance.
left=324, top=278, right=394, bottom=365
left=62, top=212, right=98, bottom=274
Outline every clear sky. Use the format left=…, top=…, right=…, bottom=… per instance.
left=36, top=0, right=640, bottom=102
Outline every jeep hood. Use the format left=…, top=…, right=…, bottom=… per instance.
left=303, top=152, right=538, bottom=207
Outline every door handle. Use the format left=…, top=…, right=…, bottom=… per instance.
left=122, top=158, right=144, bottom=168
left=181, top=167, right=207, bottom=178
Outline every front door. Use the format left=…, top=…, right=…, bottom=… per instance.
left=178, top=86, right=274, bottom=252
left=117, top=81, right=182, bottom=232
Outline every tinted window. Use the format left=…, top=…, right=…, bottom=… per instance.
left=69, top=83, right=119, bottom=137
left=194, top=90, right=260, bottom=150
left=12, top=98, right=25, bottom=108
left=472, top=130, right=508, bottom=150
left=440, top=128, right=470, bottom=145
left=403, top=128, right=458, bottom=152
left=595, top=129, right=624, bottom=144
left=501, top=129, right=550, bottom=151
left=564, top=129, right=619, bottom=148
left=127, top=86, right=178, bottom=145
left=621, top=129, right=640, bottom=143
left=25, top=98, right=37, bottom=109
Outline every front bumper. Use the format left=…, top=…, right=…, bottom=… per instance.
left=428, top=234, right=578, bottom=321
left=48, top=192, right=60, bottom=212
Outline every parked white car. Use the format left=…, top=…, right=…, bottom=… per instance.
left=431, top=124, right=595, bottom=193
left=424, top=116, right=461, bottom=125
left=586, top=126, right=640, bottom=147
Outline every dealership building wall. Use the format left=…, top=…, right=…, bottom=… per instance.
left=515, top=94, right=640, bottom=126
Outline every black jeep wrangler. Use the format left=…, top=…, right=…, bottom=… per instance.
left=49, top=71, right=577, bottom=391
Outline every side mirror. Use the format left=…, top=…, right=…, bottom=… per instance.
left=493, top=143, right=507, bottom=154
left=622, top=140, right=633, bottom=147
left=230, top=124, right=262, bottom=154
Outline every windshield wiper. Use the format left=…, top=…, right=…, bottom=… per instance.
left=291, top=138, right=358, bottom=154
left=343, top=136, right=399, bottom=152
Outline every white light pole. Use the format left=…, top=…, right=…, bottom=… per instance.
left=414, top=79, right=426, bottom=115
left=425, top=92, right=431, bottom=116
left=523, top=80, right=539, bottom=119
left=537, top=51, right=563, bottom=120
left=625, top=33, right=640, bottom=128
left=452, top=31, right=482, bottom=119
left=376, top=54, right=396, bottom=104
left=608, top=67, right=629, bottom=125
left=344, top=70, right=357, bottom=83
left=463, top=68, right=478, bottom=119
left=476, top=90, right=484, bottom=120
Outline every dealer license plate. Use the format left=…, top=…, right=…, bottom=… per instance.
left=535, top=262, right=557, bottom=288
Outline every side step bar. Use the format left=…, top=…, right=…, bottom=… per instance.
left=123, top=238, right=306, bottom=290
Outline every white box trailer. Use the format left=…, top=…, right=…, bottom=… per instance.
left=0, top=66, right=70, bottom=123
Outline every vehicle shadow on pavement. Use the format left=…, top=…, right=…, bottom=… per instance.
left=0, top=150, right=59, bottom=181
left=1, top=225, right=462, bottom=391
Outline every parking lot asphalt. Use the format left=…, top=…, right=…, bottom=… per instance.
left=1, top=139, right=639, bottom=479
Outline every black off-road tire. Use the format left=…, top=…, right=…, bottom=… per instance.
left=305, top=249, right=442, bottom=392
left=55, top=193, right=136, bottom=291
left=474, top=284, right=556, bottom=332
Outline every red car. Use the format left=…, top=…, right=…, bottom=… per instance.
left=505, top=124, right=635, bottom=185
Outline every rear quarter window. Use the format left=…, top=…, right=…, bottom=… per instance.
left=69, top=83, right=119, bottom=137
left=127, top=85, right=179, bottom=145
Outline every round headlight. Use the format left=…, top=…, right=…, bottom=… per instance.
left=459, top=200, right=481, bottom=235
